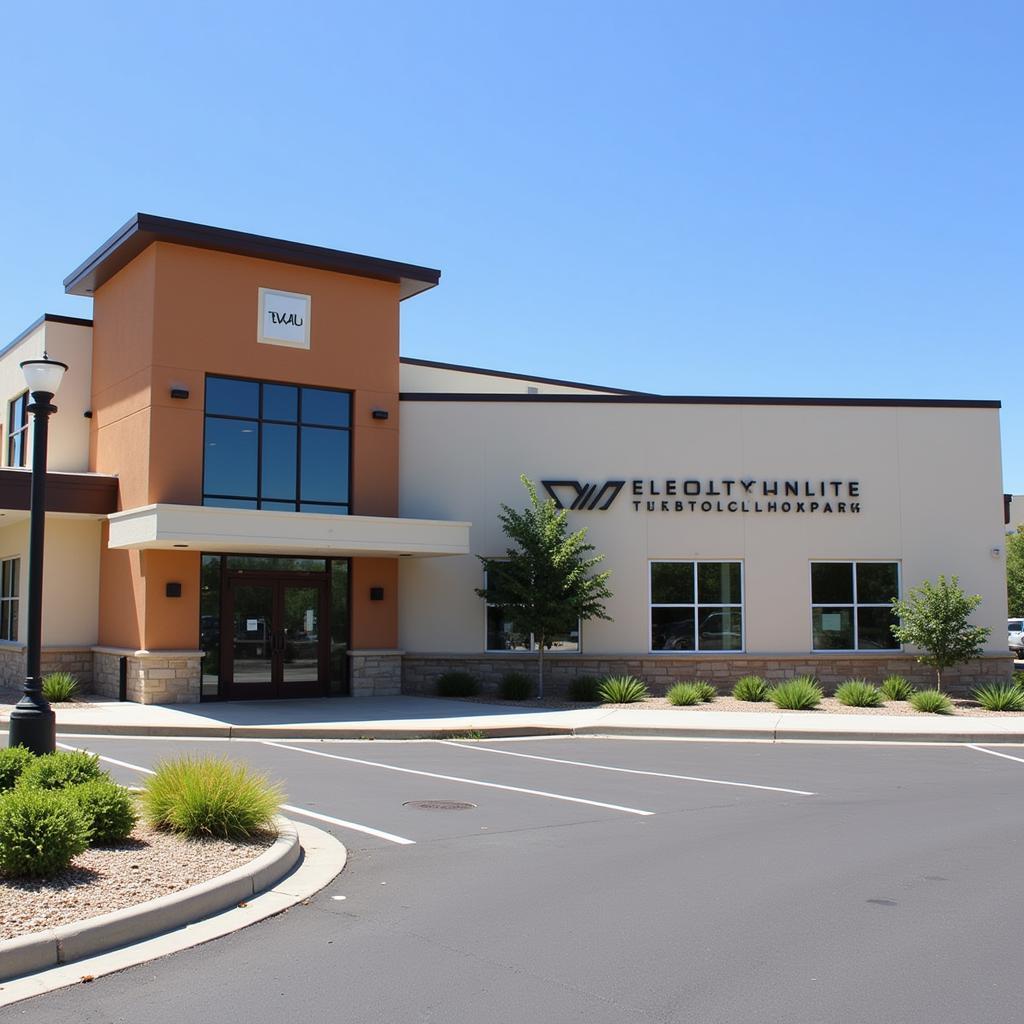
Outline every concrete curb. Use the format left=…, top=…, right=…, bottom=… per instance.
left=45, top=719, right=1024, bottom=744
left=0, top=815, right=301, bottom=983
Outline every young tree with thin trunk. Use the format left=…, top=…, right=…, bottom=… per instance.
left=890, top=575, right=991, bottom=691
left=476, top=476, right=612, bottom=698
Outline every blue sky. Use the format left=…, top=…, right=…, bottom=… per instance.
left=3, top=2, right=1022, bottom=488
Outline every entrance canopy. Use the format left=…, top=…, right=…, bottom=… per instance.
left=107, top=504, right=471, bottom=557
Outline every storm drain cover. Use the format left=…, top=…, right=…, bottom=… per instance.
left=403, top=800, right=477, bottom=811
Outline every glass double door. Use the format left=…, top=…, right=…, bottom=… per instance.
left=225, top=576, right=328, bottom=699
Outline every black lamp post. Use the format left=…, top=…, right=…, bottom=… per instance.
left=7, top=353, right=68, bottom=755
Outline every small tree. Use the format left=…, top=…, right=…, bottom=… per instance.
left=890, top=575, right=991, bottom=691
left=476, top=476, right=612, bottom=698
left=1006, top=527, right=1024, bottom=618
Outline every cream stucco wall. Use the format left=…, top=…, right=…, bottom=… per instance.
left=0, top=319, right=93, bottom=472
left=398, top=399, right=1007, bottom=657
left=399, top=361, right=623, bottom=394
left=0, top=515, right=101, bottom=647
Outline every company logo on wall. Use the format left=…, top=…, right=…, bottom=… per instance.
left=258, top=287, right=311, bottom=349
left=541, top=478, right=862, bottom=515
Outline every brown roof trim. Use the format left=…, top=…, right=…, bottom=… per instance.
left=399, top=357, right=648, bottom=395
left=0, top=470, right=118, bottom=516
left=400, top=392, right=1001, bottom=410
left=64, top=214, right=441, bottom=300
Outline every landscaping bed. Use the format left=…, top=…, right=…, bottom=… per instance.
left=0, top=825, right=272, bottom=941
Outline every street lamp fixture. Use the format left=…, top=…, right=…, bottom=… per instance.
left=7, top=352, right=68, bottom=755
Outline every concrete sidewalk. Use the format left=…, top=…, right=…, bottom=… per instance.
left=3, top=694, right=1024, bottom=744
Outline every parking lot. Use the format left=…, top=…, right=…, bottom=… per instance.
left=11, top=734, right=1024, bottom=1023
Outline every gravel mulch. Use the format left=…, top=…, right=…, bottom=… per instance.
left=0, top=823, right=274, bottom=942
left=446, top=694, right=1024, bottom=716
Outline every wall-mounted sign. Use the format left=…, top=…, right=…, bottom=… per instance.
left=258, top=287, right=311, bottom=349
left=541, top=478, right=863, bottom=515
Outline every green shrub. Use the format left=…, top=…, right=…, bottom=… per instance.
left=0, top=788, right=90, bottom=877
left=436, top=671, right=480, bottom=698
left=972, top=682, right=1024, bottom=712
left=140, top=756, right=282, bottom=839
left=18, top=750, right=104, bottom=791
left=834, top=679, right=884, bottom=708
left=732, top=675, right=769, bottom=702
left=498, top=672, right=533, bottom=701
left=68, top=779, right=138, bottom=844
left=598, top=676, right=649, bottom=704
left=666, top=682, right=703, bottom=706
left=567, top=676, right=601, bottom=702
left=0, top=746, right=35, bottom=792
left=909, top=689, right=953, bottom=715
left=694, top=681, right=717, bottom=702
left=768, top=676, right=823, bottom=710
left=42, top=671, right=79, bottom=703
left=880, top=675, right=915, bottom=701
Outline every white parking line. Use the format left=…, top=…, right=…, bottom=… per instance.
left=438, top=741, right=816, bottom=796
left=966, top=744, right=1024, bottom=765
left=56, top=742, right=416, bottom=846
left=263, top=741, right=655, bottom=816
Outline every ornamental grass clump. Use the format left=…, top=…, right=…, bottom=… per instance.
left=68, top=779, right=138, bottom=844
left=972, top=682, right=1024, bottom=712
left=880, top=675, right=915, bottom=701
left=0, top=788, right=90, bottom=877
left=693, top=681, right=717, bottom=702
left=0, top=745, right=35, bottom=792
left=666, top=682, right=703, bottom=706
left=768, top=676, right=823, bottom=710
left=909, top=689, right=953, bottom=715
left=42, top=671, right=79, bottom=703
left=498, top=672, right=533, bottom=701
left=141, top=756, right=282, bottom=839
left=18, top=749, right=104, bottom=792
left=732, top=675, right=769, bottom=702
left=834, top=679, right=885, bottom=708
left=598, top=676, right=649, bottom=704
left=567, top=676, right=601, bottom=702
left=436, top=671, right=480, bottom=698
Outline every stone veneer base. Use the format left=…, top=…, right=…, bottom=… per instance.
left=348, top=650, right=403, bottom=697
left=92, top=648, right=203, bottom=704
left=401, top=653, right=1017, bottom=699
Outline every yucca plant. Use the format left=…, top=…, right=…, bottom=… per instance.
left=597, top=675, right=648, bottom=704
left=972, top=682, right=1024, bottom=712
left=693, top=681, right=717, bottom=702
left=880, top=674, right=915, bottom=701
left=834, top=679, right=884, bottom=708
left=42, top=671, right=79, bottom=703
left=909, top=689, right=953, bottom=715
left=141, top=756, right=283, bottom=839
left=768, top=676, right=823, bottom=710
left=666, top=682, right=703, bottom=706
left=732, top=675, right=769, bottom=702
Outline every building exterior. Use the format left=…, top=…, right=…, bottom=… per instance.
left=0, top=214, right=1012, bottom=703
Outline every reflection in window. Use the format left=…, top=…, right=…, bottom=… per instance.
left=811, top=561, right=900, bottom=651
left=483, top=565, right=579, bottom=652
left=7, top=392, right=28, bottom=468
left=203, top=377, right=351, bottom=514
left=650, top=561, right=743, bottom=652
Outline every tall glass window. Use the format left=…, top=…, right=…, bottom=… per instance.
left=811, top=561, right=900, bottom=650
left=7, top=392, right=28, bottom=468
left=203, top=376, right=351, bottom=514
left=0, top=557, right=19, bottom=641
left=483, top=565, right=579, bottom=652
left=650, top=561, right=743, bottom=652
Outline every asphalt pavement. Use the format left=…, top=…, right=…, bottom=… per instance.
left=7, top=734, right=1024, bottom=1023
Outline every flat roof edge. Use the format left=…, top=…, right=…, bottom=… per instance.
left=0, top=313, right=95, bottom=362
left=400, top=392, right=1001, bottom=409
left=399, top=356, right=649, bottom=395
left=64, top=213, right=441, bottom=299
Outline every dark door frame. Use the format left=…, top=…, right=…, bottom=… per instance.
left=222, top=574, right=330, bottom=700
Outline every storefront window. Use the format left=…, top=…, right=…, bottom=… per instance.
left=811, top=561, right=900, bottom=650
left=203, top=376, right=350, bottom=514
left=650, top=561, right=743, bottom=652
left=483, top=565, right=579, bottom=652
left=0, top=557, right=19, bottom=641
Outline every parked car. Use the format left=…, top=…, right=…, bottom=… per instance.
left=1009, top=618, right=1024, bottom=659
